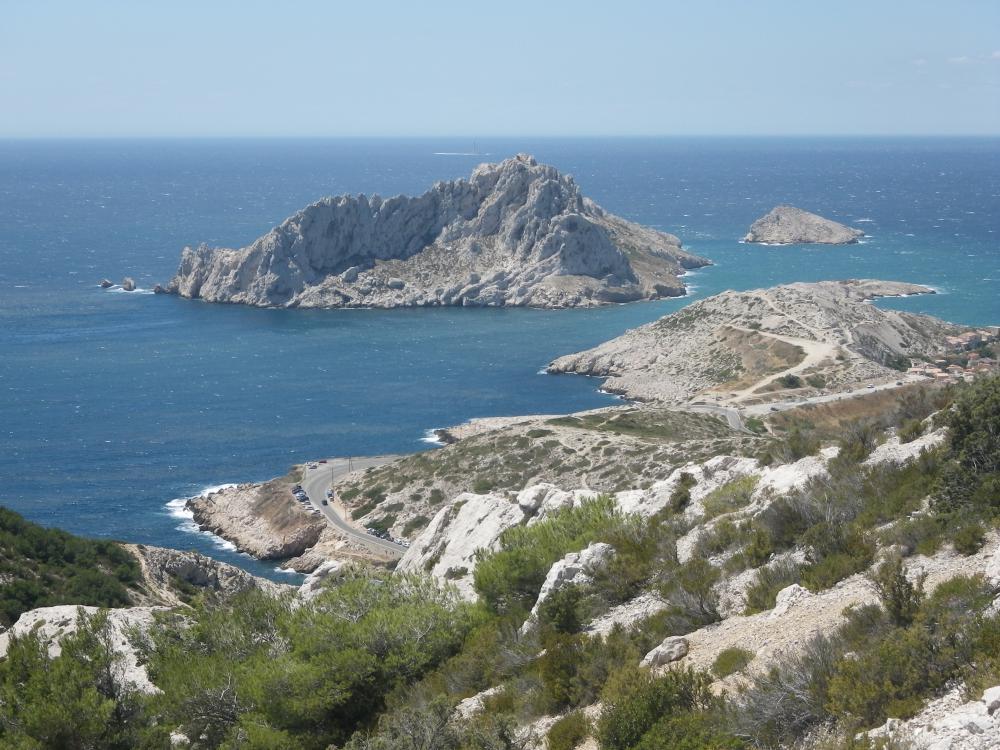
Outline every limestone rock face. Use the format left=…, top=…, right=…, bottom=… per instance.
left=744, top=205, right=864, bottom=245
left=397, top=492, right=528, bottom=598
left=520, top=542, right=614, bottom=633
left=641, top=636, right=689, bottom=668
left=124, top=543, right=290, bottom=603
left=186, top=482, right=326, bottom=561
left=165, top=154, right=709, bottom=309
left=0, top=605, right=165, bottom=694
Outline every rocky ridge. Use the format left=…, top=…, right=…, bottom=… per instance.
left=165, top=154, right=709, bottom=308
left=548, top=279, right=959, bottom=402
left=123, top=543, right=292, bottom=605
left=744, top=205, right=865, bottom=244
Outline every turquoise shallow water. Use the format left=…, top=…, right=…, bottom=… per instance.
left=0, top=138, right=997, bottom=579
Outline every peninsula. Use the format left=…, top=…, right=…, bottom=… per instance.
left=743, top=204, right=865, bottom=244
left=164, top=154, right=710, bottom=308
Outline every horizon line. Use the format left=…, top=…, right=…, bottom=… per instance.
left=1, top=133, right=999, bottom=141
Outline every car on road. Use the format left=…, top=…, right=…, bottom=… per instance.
left=321, top=499, right=328, bottom=505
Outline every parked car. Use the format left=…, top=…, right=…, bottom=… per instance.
left=321, top=499, right=328, bottom=506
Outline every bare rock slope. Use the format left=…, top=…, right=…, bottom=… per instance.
left=743, top=205, right=865, bottom=244
left=549, top=279, right=958, bottom=402
left=165, top=154, right=709, bottom=308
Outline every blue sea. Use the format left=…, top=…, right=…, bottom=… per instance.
left=1, top=138, right=997, bottom=579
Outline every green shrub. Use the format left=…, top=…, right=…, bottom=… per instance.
left=701, top=476, right=759, bottom=519
left=744, top=559, right=801, bottom=614
left=597, top=665, right=717, bottom=750
left=867, top=557, right=925, bottom=626
left=660, top=557, right=721, bottom=627
left=474, top=496, right=630, bottom=616
left=538, top=584, right=585, bottom=635
left=897, top=418, right=925, bottom=444
left=0, top=507, right=141, bottom=626
left=632, top=712, right=745, bottom=750
left=953, top=521, right=986, bottom=554
left=669, top=472, right=698, bottom=512
left=778, top=374, right=804, bottom=389
left=546, top=711, right=590, bottom=750
left=472, top=478, right=495, bottom=493
left=401, top=515, right=429, bottom=537
left=711, top=647, right=754, bottom=679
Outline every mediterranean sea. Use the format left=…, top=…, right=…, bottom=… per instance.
left=1, top=137, right=997, bottom=578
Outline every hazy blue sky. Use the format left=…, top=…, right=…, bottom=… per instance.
left=2, top=0, right=998, bottom=137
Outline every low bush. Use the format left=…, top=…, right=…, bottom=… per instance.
left=700, top=476, right=759, bottom=519
left=546, top=711, right=590, bottom=750
left=473, top=496, right=632, bottom=617
left=743, top=559, right=801, bottom=614
left=711, top=647, right=754, bottom=678
left=597, top=665, right=719, bottom=750
left=952, top=521, right=986, bottom=555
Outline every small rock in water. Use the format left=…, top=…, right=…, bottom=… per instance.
left=121, top=277, right=136, bottom=292
left=153, top=284, right=166, bottom=294
left=99, top=278, right=114, bottom=288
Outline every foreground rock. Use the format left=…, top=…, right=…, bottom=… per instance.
left=165, top=154, right=709, bottom=308
left=549, top=279, right=957, bottom=402
left=0, top=605, right=164, bottom=694
left=866, top=683, right=1000, bottom=749
left=744, top=205, right=864, bottom=245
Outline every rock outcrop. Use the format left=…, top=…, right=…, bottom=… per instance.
left=865, top=683, right=1000, bottom=749
left=743, top=205, right=864, bottom=245
left=186, top=481, right=326, bottom=561
left=165, top=154, right=709, bottom=309
left=641, top=636, right=689, bottom=668
left=520, top=542, right=614, bottom=633
left=0, top=605, right=165, bottom=694
left=549, top=280, right=957, bottom=402
left=121, top=277, right=136, bottom=291
left=99, top=278, right=113, bottom=288
left=123, top=543, right=291, bottom=604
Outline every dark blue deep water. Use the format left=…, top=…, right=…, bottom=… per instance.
left=1, top=138, right=997, bottom=578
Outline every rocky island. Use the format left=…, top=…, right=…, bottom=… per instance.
left=744, top=204, right=865, bottom=244
left=548, top=279, right=956, bottom=402
left=164, top=154, right=710, bottom=308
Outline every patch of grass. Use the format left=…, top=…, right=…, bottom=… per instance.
left=711, top=647, right=754, bottom=679
left=701, top=475, right=759, bottom=520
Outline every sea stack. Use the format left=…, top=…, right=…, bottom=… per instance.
left=164, top=154, right=711, bottom=309
left=744, top=205, right=864, bottom=245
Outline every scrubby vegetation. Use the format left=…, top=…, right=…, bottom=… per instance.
left=0, top=508, right=141, bottom=626
left=1, top=376, right=998, bottom=749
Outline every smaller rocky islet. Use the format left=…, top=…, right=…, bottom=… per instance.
left=743, top=204, right=865, bottom=245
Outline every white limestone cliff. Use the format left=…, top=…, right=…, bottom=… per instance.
left=166, top=154, right=709, bottom=308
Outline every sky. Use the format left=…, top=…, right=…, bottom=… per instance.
left=1, top=0, right=998, bottom=137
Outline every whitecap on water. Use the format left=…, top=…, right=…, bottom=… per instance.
left=420, top=429, right=446, bottom=446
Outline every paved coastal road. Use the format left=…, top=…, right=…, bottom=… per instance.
left=682, top=403, right=749, bottom=433
left=301, top=456, right=407, bottom=557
